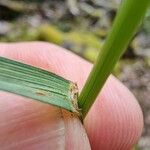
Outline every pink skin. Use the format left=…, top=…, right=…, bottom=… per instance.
left=0, top=42, right=143, bottom=150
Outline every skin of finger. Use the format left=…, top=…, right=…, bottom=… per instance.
left=0, top=42, right=91, bottom=150
left=0, top=92, right=66, bottom=150
left=0, top=92, right=90, bottom=150
left=0, top=42, right=143, bottom=150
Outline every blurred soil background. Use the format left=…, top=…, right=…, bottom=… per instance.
left=0, top=0, right=149, bottom=149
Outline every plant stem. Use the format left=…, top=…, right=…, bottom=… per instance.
left=78, top=0, right=150, bottom=118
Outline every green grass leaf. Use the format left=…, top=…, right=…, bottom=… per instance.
left=0, top=57, right=79, bottom=114
left=78, top=0, right=150, bottom=118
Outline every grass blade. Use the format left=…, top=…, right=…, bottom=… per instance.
left=78, top=0, right=150, bottom=118
left=0, top=57, right=79, bottom=114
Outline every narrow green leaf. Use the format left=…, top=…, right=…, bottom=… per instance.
left=0, top=57, right=79, bottom=114
left=78, top=0, right=150, bottom=118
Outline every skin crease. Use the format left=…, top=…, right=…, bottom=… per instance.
left=0, top=42, right=143, bottom=150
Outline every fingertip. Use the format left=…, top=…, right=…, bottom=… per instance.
left=0, top=42, right=143, bottom=149
left=84, top=75, right=143, bottom=150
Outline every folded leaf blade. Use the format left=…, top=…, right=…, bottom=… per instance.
left=0, top=57, right=79, bottom=114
